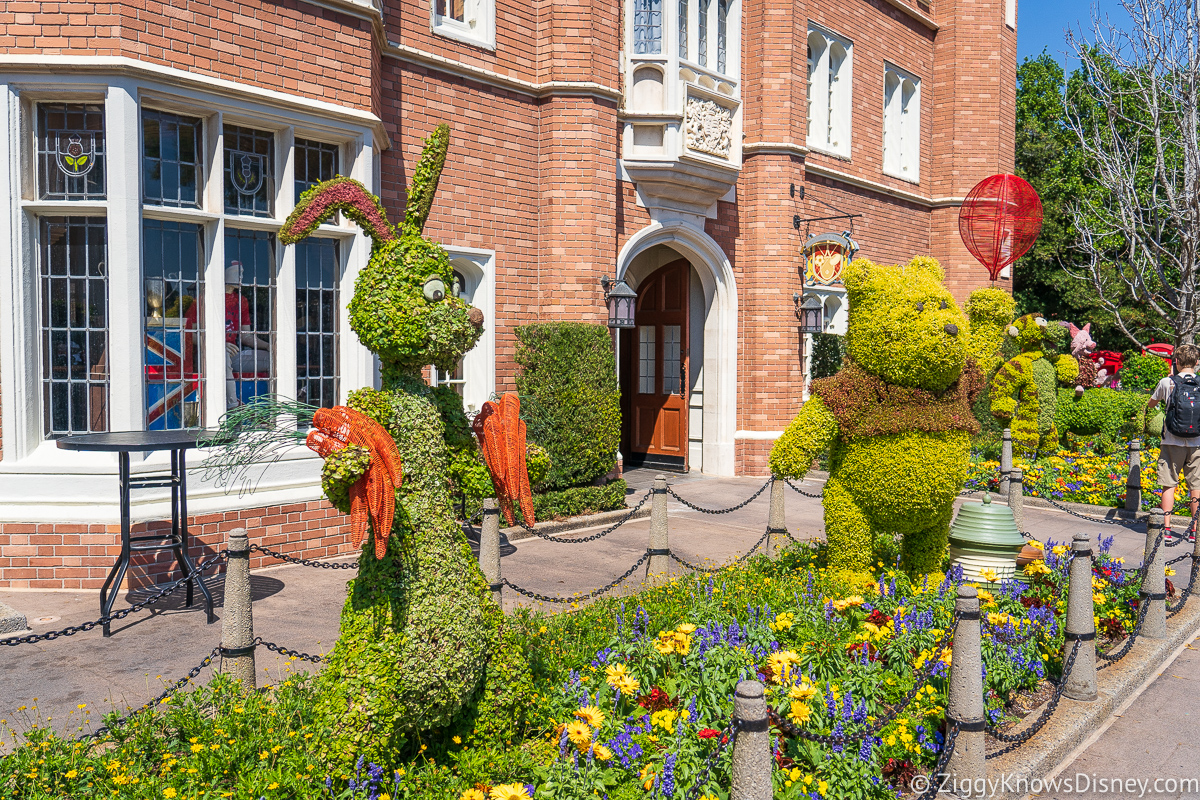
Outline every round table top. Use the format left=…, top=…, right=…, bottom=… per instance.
left=56, top=429, right=221, bottom=452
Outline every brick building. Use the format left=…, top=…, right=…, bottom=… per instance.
left=0, top=0, right=1016, bottom=589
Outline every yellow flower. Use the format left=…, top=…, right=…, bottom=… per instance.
left=604, top=663, right=630, bottom=688
left=788, top=703, right=812, bottom=725
left=1093, top=594, right=1107, bottom=605
left=190, top=744, right=205, bottom=753
left=1024, top=561, right=1051, bottom=576
left=768, top=612, right=795, bottom=632
left=1166, top=567, right=1177, bottom=577
left=489, top=784, right=532, bottom=800
left=1052, top=545, right=1068, bottom=556
left=564, top=720, right=592, bottom=746
left=458, top=791, right=486, bottom=800
left=267, top=784, right=279, bottom=790
left=766, top=650, right=802, bottom=684
left=976, top=589, right=995, bottom=606
left=979, top=568, right=999, bottom=582
left=1029, top=539, right=1045, bottom=551
left=575, top=706, right=605, bottom=728
left=676, top=623, right=697, bottom=634
left=593, top=744, right=613, bottom=761
left=66, top=770, right=78, bottom=779
left=452, top=735, right=462, bottom=744
left=788, top=681, right=818, bottom=703
left=652, top=636, right=675, bottom=655
left=651, top=708, right=679, bottom=732
left=614, top=674, right=640, bottom=695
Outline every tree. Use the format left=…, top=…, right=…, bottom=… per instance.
left=1065, top=0, right=1200, bottom=346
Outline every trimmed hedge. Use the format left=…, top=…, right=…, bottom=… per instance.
left=1119, top=351, right=1169, bottom=391
left=515, top=322, right=620, bottom=490
left=530, top=479, right=628, bottom=522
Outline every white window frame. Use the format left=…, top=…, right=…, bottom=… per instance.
left=431, top=0, right=496, bottom=51
left=882, top=63, right=920, bottom=183
left=806, top=23, right=853, bottom=159
left=430, top=247, right=495, bottom=414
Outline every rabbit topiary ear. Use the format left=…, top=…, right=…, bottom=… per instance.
left=281, top=176, right=394, bottom=247
left=403, top=124, right=450, bottom=234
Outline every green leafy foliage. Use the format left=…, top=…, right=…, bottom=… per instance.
left=809, top=333, right=845, bottom=380
left=1056, top=387, right=1148, bottom=453
left=515, top=322, right=620, bottom=490
left=529, top=479, right=628, bottom=521
left=403, top=124, right=450, bottom=235
left=1118, top=351, right=1168, bottom=391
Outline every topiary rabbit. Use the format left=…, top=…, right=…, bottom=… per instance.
left=278, top=125, right=530, bottom=764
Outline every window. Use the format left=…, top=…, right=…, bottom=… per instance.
left=37, top=104, right=106, bottom=201
left=430, top=270, right=469, bottom=397
left=716, top=0, right=729, bottom=74
left=807, top=25, right=852, bottom=157
left=143, top=220, right=204, bottom=430
left=697, top=0, right=709, bottom=66
left=432, top=0, right=495, bottom=48
left=143, top=109, right=202, bottom=208
left=224, top=229, right=277, bottom=407
left=224, top=125, right=275, bottom=217
left=663, top=325, right=681, bottom=395
left=678, top=0, right=688, bottom=58
left=634, top=0, right=663, bottom=54
left=39, top=217, right=109, bottom=436
left=296, top=238, right=340, bottom=411
left=294, top=138, right=339, bottom=198
left=638, top=325, right=656, bottom=394
left=883, top=65, right=920, bottom=181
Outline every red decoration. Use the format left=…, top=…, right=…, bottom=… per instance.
left=472, top=393, right=535, bottom=527
left=958, top=174, right=1044, bottom=280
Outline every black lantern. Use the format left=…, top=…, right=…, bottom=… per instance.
left=601, top=277, right=637, bottom=329
left=795, top=293, right=824, bottom=333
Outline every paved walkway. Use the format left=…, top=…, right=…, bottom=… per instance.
left=0, top=468, right=1189, bottom=755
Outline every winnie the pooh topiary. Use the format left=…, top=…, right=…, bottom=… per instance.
left=770, top=256, right=985, bottom=575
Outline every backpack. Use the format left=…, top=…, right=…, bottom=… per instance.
left=1165, top=374, right=1200, bottom=437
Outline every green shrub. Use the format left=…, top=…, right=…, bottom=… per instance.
left=810, top=332, right=845, bottom=380
left=515, top=322, right=620, bottom=490
left=1119, top=351, right=1169, bottom=391
left=528, top=479, right=627, bottom=521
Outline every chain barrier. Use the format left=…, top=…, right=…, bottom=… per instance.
left=501, top=552, right=652, bottom=603
left=514, top=490, right=654, bottom=543
left=984, top=640, right=1081, bottom=759
left=914, top=723, right=961, bottom=800
left=1026, top=490, right=1138, bottom=527
left=1, top=551, right=230, bottom=647
left=666, top=478, right=773, bottom=514
left=1098, top=588, right=1153, bottom=670
left=668, top=529, right=772, bottom=573
left=253, top=637, right=326, bottom=663
left=248, top=543, right=358, bottom=569
left=783, top=478, right=824, bottom=499
left=78, top=645, right=221, bottom=741
left=681, top=719, right=738, bottom=800
left=1168, top=554, right=1200, bottom=618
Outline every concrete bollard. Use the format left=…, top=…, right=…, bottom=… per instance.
left=766, top=478, right=786, bottom=558
left=1008, top=468, right=1025, bottom=533
left=1063, top=532, right=1098, bottom=701
left=646, top=476, right=670, bottom=586
left=220, top=528, right=255, bottom=692
left=479, top=498, right=502, bottom=607
left=730, top=680, right=771, bottom=800
left=1000, top=428, right=1013, bottom=497
left=1142, top=509, right=1168, bottom=639
left=1126, top=439, right=1142, bottom=513
left=946, top=585, right=985, bottom=796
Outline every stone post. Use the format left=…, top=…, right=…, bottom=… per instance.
left=946, top=585, right=985, bottom=796
left=1063, top=532, right=1098, bottom=701
left=766, top=478, right=786, bottom=558
left=1126, top=439, right=1142, bottom=513
left=220, top=528, right=255, bottom=692
left=479, top=498, right=502, bottom=607
left=1008, top=467, right=1025, bottom=533
left=1142, top=509, right=1168, bottom=639
left=730, top=680, right=771, bottom=800
left=1000, top=427, right=1013, bottom=497
left=646, top=476, right=670, bottom=586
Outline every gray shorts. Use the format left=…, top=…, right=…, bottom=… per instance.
left=1157, top=444, right=1200, bottom=489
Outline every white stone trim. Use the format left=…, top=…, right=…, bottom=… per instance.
left=805, top=161, right=936, bottom=207
left=734, top=430, right=783, bottom=440
left=878, top=0, right=939, bottom=31
left=430, top=0, right=496, bottom=51
left=443, top=245, right=496, bottom=414
left=743, top=141, right=810, bottom=158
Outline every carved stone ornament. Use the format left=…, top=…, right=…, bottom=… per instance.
left=685, top=96, right=733, bottom=159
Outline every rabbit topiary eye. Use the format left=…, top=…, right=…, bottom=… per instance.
left=423, top=277, right=446, bottom=301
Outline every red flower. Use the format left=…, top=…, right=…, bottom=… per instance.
left=697, top=728, right=720, bottom=739
left=866, top=609, right=892, bottom=626
left=636, top=686, right=677, bottom=712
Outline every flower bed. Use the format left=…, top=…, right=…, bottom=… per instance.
left=1, top=537, right=1144, bottom=800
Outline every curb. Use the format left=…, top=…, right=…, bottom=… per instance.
left=502, top=504, right=653, bottom=542
left=985, top=596, right=1200, bottom=800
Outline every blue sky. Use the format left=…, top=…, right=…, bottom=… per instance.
left=1018, top=0, right=1132, bottom=65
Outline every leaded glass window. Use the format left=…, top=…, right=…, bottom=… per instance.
left=223, top=125, right=275, bottom=217
left=717, top=0, right=729, bottom=74
left=39, top=217, right=108, bottom=436
left=294, top=138, right=339, bottom=199
left=678, top=0, right=688, bottom=59
left=143, top=220, right=204, bottom=430
left=633, top=0, right=662, bottom=54
left=663, top=325, right=681, bottom=395
left=698, top=0, right=710, bottom=67
left=143, top=109, right=202, bottom=208
left=37, top=104, right=106, bottom=201
left=296, top=238, right=340, bottom=412
left=224, top=229, right=276, bottom=406
left=638, top=325, right=656, bottom=394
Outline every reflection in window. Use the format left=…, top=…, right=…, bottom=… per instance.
left=698, top=0, right=709, bottom=66
left=224, top=125, right=275, bottom=217
left=638, top=325, right=656, bottom=394
left=143, top=109, right=202, bottom=208
left=144, top=220, right=204, bottom=430
left=633, top=0, right=663, bottom=54
left=40, top=217, right=108, bottom=436
left=436, top=0, right=465, bottom=20
left=37, top=104, right=106, bottom=201
left=678, top=0, right=688, bottom=58
left=717, top=0, right=729, bottom=74
left=431, top=270, right=468, bottom=397
left=663, top=325, right=681, bottom=395
left=294, top=138, right=339, bottom=199
left=296, top=238, right=339, bottom=412
left=224, top=229, right=276, bottom=407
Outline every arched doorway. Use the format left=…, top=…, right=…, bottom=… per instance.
left=624, top=259, right=690, bottom=471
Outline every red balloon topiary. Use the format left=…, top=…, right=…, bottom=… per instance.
left=958, top=174, right=1043, bottom=280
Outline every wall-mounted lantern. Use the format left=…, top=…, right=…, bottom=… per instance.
left=601, top=277, right=637, bottom=329
left=794, top=292, right=824, bottom=334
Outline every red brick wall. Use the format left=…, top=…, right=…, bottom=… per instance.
left=0, top=499, right=354, bottom=590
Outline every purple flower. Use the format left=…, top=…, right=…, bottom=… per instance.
left=662, top=753, right=677, bottom=797
left=858, top=736, right=872, bottom=762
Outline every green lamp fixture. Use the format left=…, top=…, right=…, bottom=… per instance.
left=948, top=492, right=1027, bottom=586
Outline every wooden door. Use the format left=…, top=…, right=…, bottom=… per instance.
left=630, top=260, right=689, bottom=470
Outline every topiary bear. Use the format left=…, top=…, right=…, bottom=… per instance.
left=769, top=256, right=985, bottom=575
left=989, top=313, right=1079, bottom=460
left=277, top=125, right=531, bottom=764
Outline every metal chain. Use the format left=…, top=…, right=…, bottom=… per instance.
left=681, top=719, right=738, bottom=800
left=502, top=552, right=652, bottom=603
left=1098, top=592, right=1152, bottom=669
left=1025, top=490, right=1136, bottom=527
left=514, top=490, right=653, bottom=543
left=1, top=551, right=230, bottom=647
left=666, top=478, right=773, bottom=514
left=985, top=640, right=1080, bottom=757
left=78, top=645, right=221, bottom=741
left=783, top=478, right=824, bottom=499
left=668, top=528, right=772, bottom=573
left=1168, top=555, right=1200, bottom=618
left=914, top=723, right=961, bottom=800
left=252, top=637, right=325, bottom=663
left=249, top=543, right=358, bottom=569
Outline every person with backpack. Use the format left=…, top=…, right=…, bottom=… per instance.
left=1147, top=344, right=1200, bottom=542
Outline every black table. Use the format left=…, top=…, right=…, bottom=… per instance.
left=57, top=430, right=219, bottom=636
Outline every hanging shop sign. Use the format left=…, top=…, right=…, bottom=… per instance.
left=802, top=231, right=859, bottom=287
